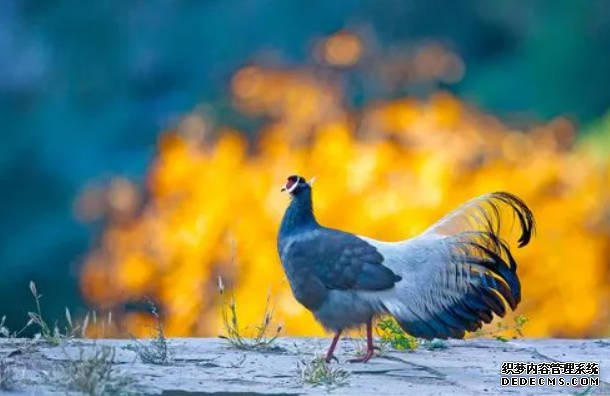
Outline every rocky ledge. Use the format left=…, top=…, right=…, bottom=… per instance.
left=0, top=337, right=608, bottom=395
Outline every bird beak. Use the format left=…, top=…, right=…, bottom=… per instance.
left=280, top=186, right=287, bottom=192
left=308, top=177, right=316, bottom=186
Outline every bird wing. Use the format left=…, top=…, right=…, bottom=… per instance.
left=284, top=228, right=401, bottom=292
left=366, top=192, right=535, bottom=339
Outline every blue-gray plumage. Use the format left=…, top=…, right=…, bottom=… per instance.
left=277, top=175, right=535, bottom=363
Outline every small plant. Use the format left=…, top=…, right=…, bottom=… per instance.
left=351, top=336, right=383, bottom=359
left=127, top=302, right=170, bottom=365
left=1, top=315, right=42, bottom=356
left=474, top=314, right=529, bottom=342
left=65, top=307, right=104, bottom=339
left=0, top=316, right=12, bottom=338
left=218, top=276, right=282, bottom=351
left=376, top=317, right=418, bottom=351
left=21, top=281, right=101, bottom=344
left=0, top=358, right=17, bottom=391
left=421, top=339, right=448, bottom=350
left=573, top=385, right=594, bottom=396
left=297, top=356, right=349, bottom=388
left=26, top=281, right=62, bottom=344
left=513, top=314, right=528, bottom=336
left=59, top=345, right=134, bottom=396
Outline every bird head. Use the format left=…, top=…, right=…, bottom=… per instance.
left=281, top=175, right=315, bottom=196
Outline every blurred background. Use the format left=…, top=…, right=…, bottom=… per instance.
left=1, top=0, right=609, bottom=338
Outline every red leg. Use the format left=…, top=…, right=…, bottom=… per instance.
left=325, top=330, right=342, bottom=363
left=349, top=319, right=375, bottom=363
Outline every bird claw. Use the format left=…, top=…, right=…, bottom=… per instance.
left=348, top=349, right=374, bottom=363
left=324, top=354, right=339, bottom=364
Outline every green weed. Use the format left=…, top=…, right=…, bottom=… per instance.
left=376, top=317, right=418, bottom=351
left=297, top=356, right=349, bottom=388
left=474, top=314, right=529, bottom=341
left=218, top=276, right=282, bottom=351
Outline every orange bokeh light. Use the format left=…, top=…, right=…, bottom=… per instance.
left=78, top=42, right=610, bottom=339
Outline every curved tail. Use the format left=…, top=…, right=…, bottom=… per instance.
left=372, top=192, right=535, bottom=339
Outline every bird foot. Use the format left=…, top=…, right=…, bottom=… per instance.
left=324, top=354, right=339, bottom=364
left=349, top=348, right=375, bottom=363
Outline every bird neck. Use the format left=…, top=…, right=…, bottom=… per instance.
left=280, top=189, right=318, bottom=236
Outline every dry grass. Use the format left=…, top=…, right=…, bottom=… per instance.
left=57, top=345, right=134, bottom=396
left=126, top=302, right=171, bottom=365
left=24, top=281, right=107, bottom=344
left=25, top=281, right=60, bottom=344
left=0, top=358, right=17, bottom=391
left=0, top=316, right=10, bottom=338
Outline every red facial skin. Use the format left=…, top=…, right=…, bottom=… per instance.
left=281, top=175, right=300, bottom=192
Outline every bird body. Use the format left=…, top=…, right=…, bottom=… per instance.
left=279, top=227, right=399, bottom=331
left=277, top=175, right=534, bottom=362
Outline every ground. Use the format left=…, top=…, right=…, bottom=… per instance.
left=0, top=337, right=608, bottom=395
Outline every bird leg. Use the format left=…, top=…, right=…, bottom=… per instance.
left=325, top=330, right=342, bottom=363
left=349, top=319, right=375, bottom=363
